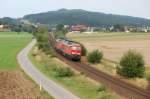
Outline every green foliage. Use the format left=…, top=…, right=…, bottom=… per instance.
left=0, top=17, right=17, bottom=25
left=34, top=26, right=56, bottom=57
left=97, top=85, right=113, bottom=99
left=11, top=25, right=22, bottom=33
left=55, top=24, right=68, bottom=38
left=117, top=50, right=145, bottom=78
left=80, top=29, right=86, bottom=33
left=56, top=24, right=64, bottom=31
left=87, top=49, right=103, bottom=64
left=53, top=67, right=74, bottom=77
left=113, top=24, right=124, bottom=32
left=97, top=84, right=106, bottom=92
left=36, top=26, right=48, bottom=34
left=99, top=92, right=112, bottom=99
left=93, top=28, right=106, bottom=32
left=23, top=9, right=150, bottom=26
left=32, top=26, right=59, bottom=59
left=0, top=17, right=36, bottom=33
left=29, top=44, right=119, bottom=99
left=54, top=31, right=66, bottom=38
left=21, top=24, right=36, bottom=33
left=146, top=74, right=150, bottom=90
left=35, top=26, right=48, bottom=49
left=11, top=24, right=36, bottom=33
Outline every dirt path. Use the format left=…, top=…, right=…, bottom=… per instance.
left=17, top=39, right=80, bottom=99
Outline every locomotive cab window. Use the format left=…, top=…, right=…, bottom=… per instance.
left=71, top=46, right=81, bottom=50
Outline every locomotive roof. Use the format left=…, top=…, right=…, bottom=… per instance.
left=57, top=38, right=80, bottom=46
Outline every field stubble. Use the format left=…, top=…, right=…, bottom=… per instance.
left=67, top=32, right=150, bottom=89
left=67, top=32, right=150, bottom=67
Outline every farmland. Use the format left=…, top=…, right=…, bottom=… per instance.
left=67, top=32, right=150, bottom=67
left=0, top=32, right=32, bottom=70
left=67, top=32, right=150, bottom=89
left=0, top=32, right=53, bottom=99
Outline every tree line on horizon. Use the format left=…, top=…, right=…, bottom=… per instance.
left=23, top=9, right=150, bottom=27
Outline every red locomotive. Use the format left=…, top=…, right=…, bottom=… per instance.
left=55, top=38, right=82, bottom=60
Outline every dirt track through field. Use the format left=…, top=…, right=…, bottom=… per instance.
left=0, top=71, right=43, bottom=99
left=82, top=39, right=150, bottom=67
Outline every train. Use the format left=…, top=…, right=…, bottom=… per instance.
left=54, top=38, right=82, bottom=61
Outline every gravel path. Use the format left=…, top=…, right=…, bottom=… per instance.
left=17, top=39, right=80, bottom=99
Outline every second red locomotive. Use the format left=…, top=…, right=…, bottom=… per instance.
left=55, top=38, right=82, bottom=61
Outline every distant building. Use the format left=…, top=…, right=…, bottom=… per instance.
left=109, top=26, right=114, bottom=31
left=122, top=26, right=150, bottom=33
left=71, top=24, right=87, bottom=32
left=0, top=25, right=4, bottom=29
left=64, top=25, right=69, bottom=29
left=137, top=27, right=150, bottom=32
left=124, top=26, right=131, bottom=33
left=0, top=25, right=10, bottom=31
left=123, top=26, right=137, bottom=32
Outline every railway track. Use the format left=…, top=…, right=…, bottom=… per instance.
left=48, top=33, right=150, bottom=99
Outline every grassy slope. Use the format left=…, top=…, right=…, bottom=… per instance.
left=0, top=32, right=53, bottom=99
left=29, top=47, right=120, bottom=99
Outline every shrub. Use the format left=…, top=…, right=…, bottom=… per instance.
left=87, top=49, right=103, bottom=63
left=53, top=67, right=74, bottom=77
left=99, top=92, right=111, bottom=99
left=117, top=50, right=145, bottom=78
left=97, top=84, right=106, bottom=92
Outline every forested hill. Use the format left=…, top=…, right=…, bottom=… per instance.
left=0, top=17, right=19, bottom=25
left=23, top=9, right=150, bottom=26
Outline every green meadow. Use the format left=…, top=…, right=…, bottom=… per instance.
left=0, top=32, right=32, bottom=70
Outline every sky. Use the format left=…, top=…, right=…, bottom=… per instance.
left=0, top=0, right=150, bottom=19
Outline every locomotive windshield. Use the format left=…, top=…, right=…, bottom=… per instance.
left=71, top=46, right=81, bottom=50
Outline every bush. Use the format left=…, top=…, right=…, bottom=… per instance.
left=53, top=67, right=74, bottom=77
left=99, top=92, right=111, bottom=99
left=97, top=84, right=106, bottom=92
left=117, top=50, right=145, bottom=78
left=87, top=49, right=103, bottom=63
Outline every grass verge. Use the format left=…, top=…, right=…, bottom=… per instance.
left=21, top=69, right=54, bottom=99
left=28, top=46, right=120, bottom=99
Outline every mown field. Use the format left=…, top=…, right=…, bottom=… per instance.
left=0, top=32, right=32, bottom=69
left=0, top=32, right=53, bottom=99
left=67, top=32, right=150, bottom=67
